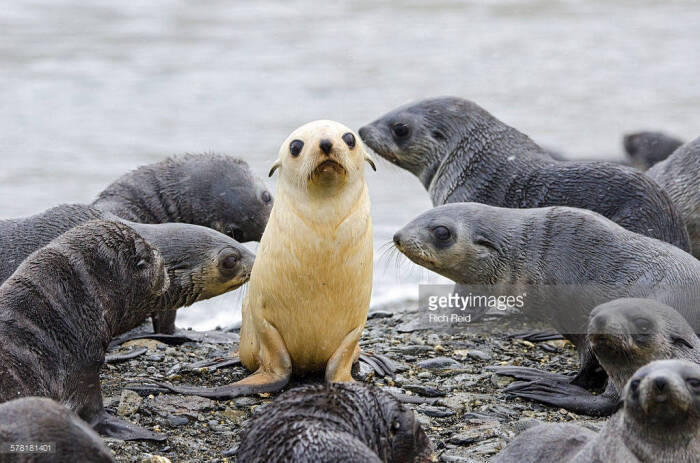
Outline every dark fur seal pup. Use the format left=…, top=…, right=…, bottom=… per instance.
left=359, top=97, right=690, bottom=251
left=493, top=360, right=700, bottom=463
left=0, top=221, right=169, bottom=441
left=0, top=204, right=254, bottom=335
left=92, top=153, right=273, bottom=243
left=502, top=298, right=700, bottom=416
left=393, top=203, right=700, bottom=393
left=236, top=383, right=434, bottom=463
left=0, top=397, right=116, bottom=463
left=647, top=137, right=700, bottom=259
left=624, top=130, right=684, bottom=170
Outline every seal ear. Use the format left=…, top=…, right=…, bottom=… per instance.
left=364, top=153, right=377, bottom=172
left=268, top=160, right=281, bottom=177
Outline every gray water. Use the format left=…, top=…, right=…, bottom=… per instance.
left=2, top=0, right=699, bottom=329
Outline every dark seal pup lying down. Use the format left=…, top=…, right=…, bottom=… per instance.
left=493, top=360, right=700, bottom=463
left=360, top=96, right=690, bottom=251
left=0, top=204, right=254, bottom=337
left=0, top=221, right=169, bottom=441
left=236, top=383, right=434, bottom=463
left=0, top=397, right=116, bottom=463
left=394, top=203, right=700, bottom=396
left=501, top=298, right=700, bottom=416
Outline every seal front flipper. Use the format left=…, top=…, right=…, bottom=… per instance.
left=326, top=326, right=363, bottom=383
left=357, top=353, right=400, bottom=378
left=93, top=412, right=166, bottom=441
left=510, top=330, right=565, bottom=342
left=128, top=373, right=290, bottom=400
left=504, top=380, right=621, bottom=417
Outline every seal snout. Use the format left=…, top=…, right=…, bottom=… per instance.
left=393, top=230, right=404, bottom=248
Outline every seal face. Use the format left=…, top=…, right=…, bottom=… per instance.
left=623, top=130, right=684, bottom=170
left=0, top=221, right=169, bottom=441
left=360, top=96, right=690, bottom=251
left=236, top=383, right=434, bottom=463
left=92, top=154, right=273, bottom=243
left=493, top=360, right=700, bottom=463
left=647, top=137, right=700, bottom=259
left=0, top=397, right=116, bottom=463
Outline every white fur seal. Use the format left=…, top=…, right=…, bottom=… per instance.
left=140, top=120, right=378, bottom=398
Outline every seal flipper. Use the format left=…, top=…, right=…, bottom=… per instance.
left=93, top=412, right=166, bottom=441
left=510, top=330, right=565, bottom=342
left=488, top=365, right=575, bottom=383
left=503, top=381, right=621, bottom=417
left=357, top=353, right=400, bottom=378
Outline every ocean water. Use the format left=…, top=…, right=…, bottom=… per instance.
left=2, top=0, right=699, bottom=329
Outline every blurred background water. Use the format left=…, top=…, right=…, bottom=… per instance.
left=1, top=0, right=698, bottom=329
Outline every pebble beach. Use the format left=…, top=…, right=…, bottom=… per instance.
left=103, top=305, right=606, bottom=462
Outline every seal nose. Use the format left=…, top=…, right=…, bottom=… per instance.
left=393, top=231, right=403, bottom=247
left=320, top=139, right=333, bottom=155
left=653, top=377, right=668, bottom=392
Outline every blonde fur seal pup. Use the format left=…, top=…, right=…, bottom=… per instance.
left=143, top=120, right=377, bottom=398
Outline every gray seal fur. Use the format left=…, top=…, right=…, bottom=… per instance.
left=647, top=137, right=700, bottom=259
left=493, top=360, right=700, bottom=463
left=624, top=130, right=684, bottom=170
left=92, top=153, right=272, bottom=242
left=0, top=221, right=169, bottom=440
left=360, top=97, right=690, bottom=251
left=0, top=397, right=116, bottom=463
left=236, top=383, right=434, bottom=463
left=0, top=204, right=254, bottom=335
left=394, top=203, right=700, bottom=388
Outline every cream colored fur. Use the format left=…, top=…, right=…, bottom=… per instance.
left=240, top=120, right=374, bottom=376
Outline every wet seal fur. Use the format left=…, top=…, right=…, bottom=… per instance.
left=394, top=203, right=700, bottom=393
left=92, top=153, right=273, bottom=243
left=236, top=383, right=434, bottom=463
left=0, top=221, right=170, bottom=441
left=0, top=204, right=254, bottom=336
left=493, top=360, right=700, bottom=463
left=360, top=96, right=690, bottom=251
left=624, top=130, right=684, bottom=170
left=0, top=397, right=116, bottom=463
left=647, top=136, right=700, bottom=259
left=502, top=298, right=700, bottom=416
left=144, top=120, right=377, bottom=399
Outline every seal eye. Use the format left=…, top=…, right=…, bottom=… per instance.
left=634, top=318, right=651, bottom=333
left=432, top=226, right=451, bottom=241
left=342, top=132, right=356, bottom=148
left=629, top=379, right=640, bottom=392
left=687, top=378, right=700, bottom=389
left=261, top=191, right=272, bottom=204
left=391, top=123, right=410, bottom=139
left=221, top=255, right=238, bottom=270
left=289, top=139, right=304, bottom=157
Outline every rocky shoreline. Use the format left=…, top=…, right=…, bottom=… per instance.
left=102, top=304, right=606, bottom=462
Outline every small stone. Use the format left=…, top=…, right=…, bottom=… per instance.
left=449, top=428, right=496, bottom=446
left=167, top=415, right=188, bottom=427
left=123, top=339, right=165, bottom=350
left=417, top=357, right=462, bottom=370
left=417, top=406, right=455, bottom=418
left=140, top=455, right=171, bottom=463
left=490, top=373, right=515, bottom=388
left=403, top=384, right=446, bottom=397
left=146, top=366, right=157, bottom=375
left=466, top=350, right=491, bottom=361
left=117, top=390, right=143, bottom=416
left=367, top=310, right=393, bottom=319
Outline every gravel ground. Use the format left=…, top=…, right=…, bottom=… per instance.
left=102, top=305, right=606, bottom=462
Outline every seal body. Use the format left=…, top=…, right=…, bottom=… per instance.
left=647, top=137, right=700, bottom=258
left=624, top=130, right=684, bottom=170
left=239, top=120, right=375, bottom=390
left=0, top=397, right=115, bottom=463
left=92, top=153, right=273, bottom=242
left=493, top=360, right=700, bottom=463
left=0, top=204, right=254, bottom=335
left=360, top=97, right=690, bottom=251
left=0, top=221, right=169, bottom=440
left=394, top=203, right=700, bottom=388
left=236, top=383, right=434, bottom=463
